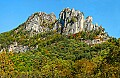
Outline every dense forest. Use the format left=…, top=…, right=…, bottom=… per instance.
left=0, top=28, right=120, bottom=78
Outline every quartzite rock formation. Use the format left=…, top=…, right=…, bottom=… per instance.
left=24, top=8, right=104, bottom=35
left=1, top=8, right=109, bottom=53
left=25, top=12, right=56, bottom=36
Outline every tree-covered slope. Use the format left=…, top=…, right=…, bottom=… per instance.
left=0, top=36, right=120, bottom=77
left=0, top=8, right=119, bottom=78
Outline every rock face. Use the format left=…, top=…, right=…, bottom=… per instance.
left=25, top=12, right=56, bottom=35
left=24, top=8, right=105, bottom=36
left=8, top=42, right=29, bottom=53
left=84, top=16, right=93, bottom=31
left=53, top=8, right=103, bottom=35
left=54, top=8, right=84, bottom=35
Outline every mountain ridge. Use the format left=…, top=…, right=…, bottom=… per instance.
left=0, top=8, right=120, bottom=78
left=13, top=8, right=107, bottom=35
left=0, top=8, right=109, bottom=53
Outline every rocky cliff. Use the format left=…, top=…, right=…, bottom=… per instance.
left=0, top=8, right=109, bottom=53
left=54, top=8, right=103, bottom=35
left=22, top=8, right=105, bottom=35
left=54, top=8, right=84, bottom=35
left=25, top=12, right=56, bottom=36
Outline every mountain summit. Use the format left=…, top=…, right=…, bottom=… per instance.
left=16, top=8, right=106, bottom=36
left=0, top=8, right=120, bottom=78
left=0, top=8, right=109, bottom=53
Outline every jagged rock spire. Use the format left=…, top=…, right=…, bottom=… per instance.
left=54, top=8, right=104, bottom=35
left=23, top=8, right=105, bottom=35
left=54, top=8, right=85, bottom=35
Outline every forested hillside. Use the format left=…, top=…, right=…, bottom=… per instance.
left=0, top=30, right=120, bottom=78
left=0, top=8, right=119, bottom=78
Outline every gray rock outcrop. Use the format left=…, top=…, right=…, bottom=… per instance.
left=8, top=42, right=29, bottom=53
left=53, top=8, right=104, bottom=35
left=25, top=12, right=56, bottom=35
left=54, top=8, right=84, bottom=35
left=24, top=8, right=105, bottom=36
